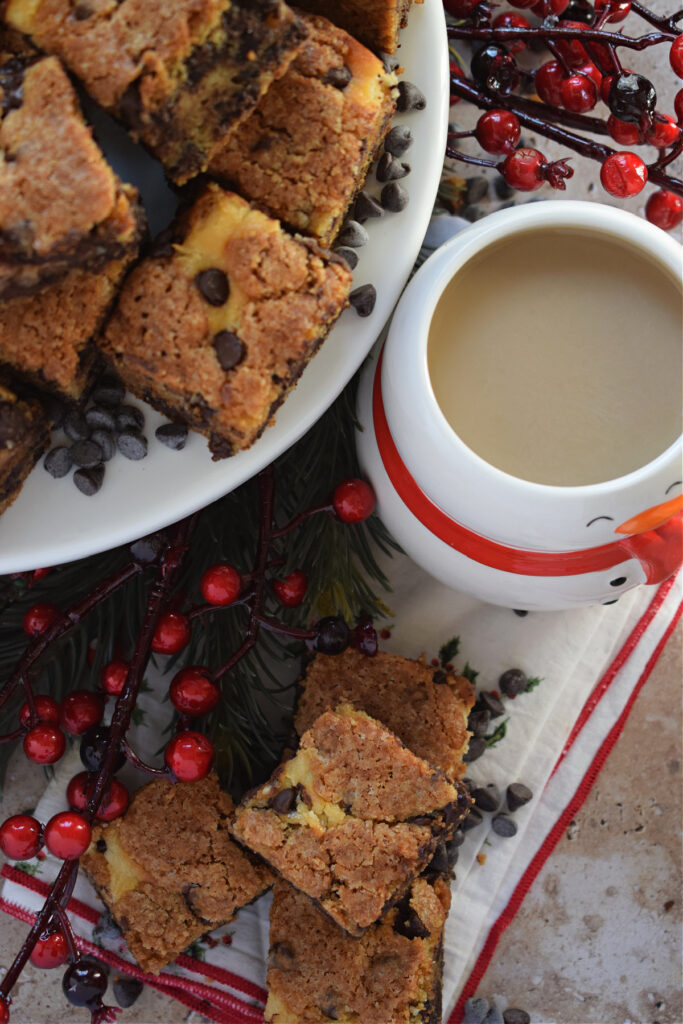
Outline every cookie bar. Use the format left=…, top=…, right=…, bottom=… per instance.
left=294, top=0, right=419, bottom=54
left=102, top=184, right=352, bottom=458
left=295, top=648, right=475, bottom=780
left=0, top=377, right=49, bottom=516
left=266, top=874, right=449, bottom=1023
left=0, top=55, right=141, bottom=299
left=4, top=0, right=308, bottom=184
left=81, top=774, right=274, bottom=974
left=231, top=704, right=470, bottom=935
left=208, top=12, right=396, bottom=246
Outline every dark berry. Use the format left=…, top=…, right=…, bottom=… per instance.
left=165, top=730, right=214, bottom=782
left=100, top=660, right=129, bottom=696
left=44, top=811, right=91, bottom=859
left=23, top=724, right=66, bottom=765
left=475, top=110, right=521, bottom=154
left=272, top=570, right=308, bottom=607
left=22, top=602, right=60, bottom=636
left=152, top=611, right=191, bottom=654
left=600, top=151, right=647, bottom=197
left=607, top=72, right=656, bottom=123
left=471, top=44, right=520, bottom=95
left=79, top=724, right=126, bottom=773
left=19, top=695, right=60, bottom=728
left=62, top=957, right=108, bottom=1007
left=645, top=190, right=683, bottom=231
left=200, top=564, right=241, bottom=606
left=0, top=814, right=43, bottom=859
left=313, top=616, right=350, bottom=655
left=30, top=930, right=69, bottom=969
left=332, top=478, right=375, bottom=522
left=60, top=690, right=104, bottom=735
left=170, top=667, right=220, bottom=716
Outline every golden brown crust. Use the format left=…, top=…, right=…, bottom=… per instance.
left=0, top=377, right=49, bottom=515
left=294, top=0, right=414, bottom=53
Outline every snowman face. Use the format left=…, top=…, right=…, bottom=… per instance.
left=585, top=479, right=683, bottom=544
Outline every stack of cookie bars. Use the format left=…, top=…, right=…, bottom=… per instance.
left=0, top=0, right=414, bottom=508
left=83, top=647, right=475, bottom=1022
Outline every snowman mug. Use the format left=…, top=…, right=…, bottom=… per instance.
left=356, top=201, right=683, bottom=610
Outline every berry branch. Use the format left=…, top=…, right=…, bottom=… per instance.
left=447, top=24, right=678, bottom=49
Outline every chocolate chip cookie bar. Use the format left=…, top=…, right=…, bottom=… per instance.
left=208, top=12, right=396, bottom=246
left=294, top=0, right=419, bottom=54
left=295, top=648, right=475, bottom=781
left=266, top=872, right=450, bottom=1023
left=81, top=774, right=273, bottom=974
left=4, top=0, right=307, bottom=184
left=0, top=54, right=141, bottom=299
left=231, top=704, right=470, bottom=935
left=0, top=377, right=49, bottom=516
left=102, top=183, right=352, bottom=458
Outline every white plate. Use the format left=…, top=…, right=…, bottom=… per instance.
left=0, top=0, right=449, bottom=573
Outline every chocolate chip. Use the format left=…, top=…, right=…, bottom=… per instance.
left=323, top=64, right=352, bottom=89
left=384, top=125, right=414, bottom=156
left=495, top=176, right=515, bottom=200
left=336, top=220, right=369, bottom=248
left=463, top=736, right=486, bottom=763
left=468, top=708, right=491, bottom=737
left=396, top=906, right=430, bottom=940
left=320, top=995, right=341, bottom=1019
left=112, top=976, right=143, bottom=1009
left=92, top=909, right=119, bottom=942
left=354, top=192, right=383, bottom=222
left=473, top=785, right=501, bottom=813
left=429, top=842, right=450, bottom=874
left=491, top=813, right=517, bottom=838
left=269, top=941, right=295, bottom=971
left=72, top=3, right=94, bottom=20
left=118, top=80, right=143, bottom=131
left=478, top=692, right=505, bottom=718
left=433, top=670, right=447, bottom=684
left=448, top=828, right=465, bottom=849
left=74, top=465, right=104, bottom=496
left=85, top=406, right=117, bottom=433
left=381, top=182, right=409, bottom=212
left=465, top=176, right=489, bottom=204
left=376, top=152, right=410, bottom=182
left=70, top=440, right=104, bottom=469
left=396, top=80, right=427, bottom=111
left=195, top=268, right=229, bottom=306
left=296, top=783, right=312, bottom=807
left=507, top=782, right=533, bottom=812
left=462, top=807, right=484, bottom=831
left=44, top=446, right=72, bottom=478
left=63, top=409, right=90, bottom=442
left=485, top=1007, right=505, bottom=1024
left=90, top=429, right=116, bottom=462
left=333, top=246, right=358, bottom=270
left=95, top=839, right=107, bottom=855
left=499, top=668, right=528, bottom=697
left=464, top=997, right=490, bottom=1024
left=349, top=284, right=376, bottom=317
left=213, top=330, right=245, bottom=370
left=513, top=608, right=528, bottom=617
left=90, top=377, right=125, bottom=406
left=463, top=204, right=485, bottom=223
left=409, top=816, right=433, bottom=828
left=379, top=52, right=401, bottom=73
left=155, top=423, right=188, bottom=450
left=117, top=431, right=148, bottom=461
left=503, top=1010, right=531, bottom=1024
left=130, top=534, right=164, bottom=564
left=268, top=787, right=297, bottom=814
left=116, top=405, right=145, bottom=432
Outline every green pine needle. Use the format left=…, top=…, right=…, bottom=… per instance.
left=485, top=717, right=509, bottom=748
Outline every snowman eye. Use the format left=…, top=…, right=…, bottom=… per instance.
left=665, top=480, right=682, bottom=494
left=586, top=515, right=614, bottom=527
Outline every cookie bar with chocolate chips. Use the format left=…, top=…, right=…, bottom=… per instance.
left=231, top=704, right=471, bottom=935
left=0, top=377, right=49, bottom=516
left=81, top=774, right=273, bottom=974
left=294, top=0, right=419, bottom=54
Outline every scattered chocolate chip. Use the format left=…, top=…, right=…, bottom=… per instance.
left=70, top=440, right=104, bottom=469
left=354, top=191, right=384, bottom=222
left=485, top=1007, right=505, bottom=1024
left=462, top=807, right=484, bottom=831
left=384, top=125, right=414, bottom=156
left=376, top=152, right=410, bottom=182
left=507, top=782, right=533, bottom=812
left=269, top=786, right=297, bottom=814
left=396, top=80, right=426, bottom=111
left=499, top=668, right=528, bottom=698
left=336, top=220, right=369, bottom=248
left=464, top=997, right=490, bottom=1024
left=448, top=828, right=465, bottom=849
left=468, top=708, right=491, bottom=737
left=495, top=176, right=515, bottom=200
left=92, top=909, right=119, bottom=943
left=349, top=284, right=376, bottom=317
left=472, top=785, right=501, bottom=813
left=380, top=51, right=401, bottom=73
left=112, top=976, right=143, bottom=1009
left=269, top=941, right=295, bottom=970
left=513, top=608, right=528, bottom=617
left=74, top=465, right=104, bottom=496
left=117, top=431, right=148, bottom=461
left=395, top=906, right=430, bottom=939
left=491, top=813, right=518, bottom=838
left=116, top=405, right=145, bottom=432
left=478, top=691, right=505, bottom=718
left=195, top=268, right=230, bottom=306
left=213, top=330, right=245, bottom=370
left=463, top=204, right=485, bottom=222
left=95, top=839, right=108, bottom=855
left=429, top=842, right=450, bottom=875
left=91, top=377, right=125, bottom=407
left=320, top=995, right=341, bottom=1020
left=381, top=182, right=409, bottom=212
left=409, top=815, right=433, bottom=828
left=465, top=176, right=489, bottom=204
left=44, top=446, right=72, bottom=478
left=333, top=246, right=358, bottom=270
left=603, top=598, right=618, bottom=604
left=155, top=423, right=188, bottom=450
left=323, top=64, right=352, bottom=89
left=463, top=736, right=486, bottom=763
left=447, top=847, right=459, bottom=867
left=85, top=406, right=117, bottom=432
left=63, top=409, right=90, bottom=442
left=130, top=534, right=164, bottom=564
left=503, top=1010, right=531, bottom=1024
left=90, top=429, right=116, bottom=462
left=43, top=395, right=66, bottom=429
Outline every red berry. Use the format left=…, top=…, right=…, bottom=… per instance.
left=96, top=778, right=130, bottom=821
left=645, top=190, right=683, bottom=231
left=19, top=695, right=60, bottom=729
left=601, top=73, right=614, bottom=104
left=31, top=567, right=53, bottom=582
left=594, top=0, right=630, bottom=21
left=164, top=731, right=214, bottom=782
left=60, top=690, right=104, bottom=735
left=676, top=89, right=683, bottom=124
left=500, top=148, right=546, bottom=191
left=443, top=0, right=480, bottom=14
left=475, top=109, right=521, bottom=154
left=644, top=114, right=680, bottom=148
left=507, top=0, right=537, bottom=9
left=22, top=602, right=60, bottom=637
left=535, top=61, right=565, bottom=107
left=560, top=72, right=598, bottom=112
left=169, top=666, right=220, bottom=716
left=0, top=814, right=43, bottom=859
left=607, top=115, right=643, bottom=145
left=200, top=564, right=241, bottom=606
left=272, top=570, right=308, bottom=608
left=491, top=12, right=530, bottom=52
left=332, top=478, right=376, bottom=523
left=66, top=771, right=92, bottom=811
left=671, top=35, right=683, bottom=79
left=600, top=151, right=647, bottom=197
left=30, top=930, right=69, bottom=969
left=555, top=21, right=588, bottom=67
left=100, top=659, right=129, bottom=697
left=530, top=0, right=569, bottom=14
left=43, top=811, right=91, bottom=859
left=574, top=61, right=601, bottom=90
left=23, top=724, right=65, bottom=765
left=0, top=996, right=9, bottom=1023
left=152, top=611, right=191, bottom=654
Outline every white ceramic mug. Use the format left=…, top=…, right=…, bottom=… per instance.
left=356, top=201, right=683, bottom=610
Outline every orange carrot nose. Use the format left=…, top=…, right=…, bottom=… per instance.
left=615, top=493, right=683, bottom=535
